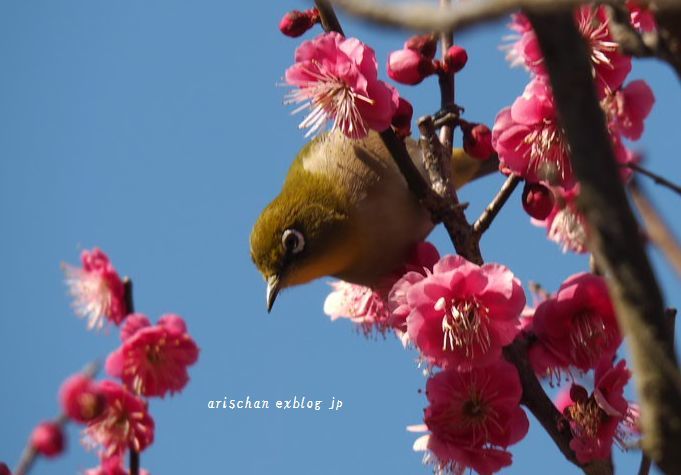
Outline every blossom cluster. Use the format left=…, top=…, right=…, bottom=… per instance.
left=493, top=5, right=655, bottom=253
left=17, top=248, right=199, bottom=474
left=327, top=243, right=532, bottom=474
left=275, top=6, right=647, bottom=474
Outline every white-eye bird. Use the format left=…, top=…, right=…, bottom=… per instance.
left=250, top=130, right=498, bottom=311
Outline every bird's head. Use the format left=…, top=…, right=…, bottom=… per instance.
left=250, top=148, right=356, bottom=312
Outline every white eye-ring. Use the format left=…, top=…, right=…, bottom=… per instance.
left=282, top=228, right=305, bottom=254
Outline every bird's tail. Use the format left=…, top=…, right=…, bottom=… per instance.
left=451, top=148, right=501, bottom=190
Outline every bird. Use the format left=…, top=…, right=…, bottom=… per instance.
left=250, top=130, right=498, bottom=312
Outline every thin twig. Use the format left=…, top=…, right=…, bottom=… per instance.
left=123, top=278, right=140, bottom=475
left=315, top=0, right=345, bottom=35
left=626, top=162, right=681, bottom=197
left=14, top=362, right=99, bottom=475
left=630, top=180, right=681, bottom=278
left=528, top=281, right=552, bottom=301
left=438, top=0, right=455, bottom=152
left=473, top=174, right=521, bottom=235
left=527, top=9, right=681, bottom=474
left=638, top=455, right=652, bottom=475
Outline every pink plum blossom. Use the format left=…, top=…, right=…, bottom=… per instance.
left=602, top=80, right=655, bottom=141
left=505, top=8, right=631, bottom=97
left=557, top=359, right=639, bottom=463
left=285, top=32, right=400, bottom=139
left=63, top=248, right=128, bottom=330
left=411, top=360, right=529, bottom=475
left=59, top=373, right=106, bottom=423
left=531, top=186, right=589, bottom=254
left=529, top=272, right=621, bottom=375
left=492, top=78, right=574, bottom=188
left=402, top=255, right=525, bottom=369
left=84, top=381, right=154, bottom=458
left=627, top=1, right=657, bottom=32
left=106, top=314, right=199, bottom=398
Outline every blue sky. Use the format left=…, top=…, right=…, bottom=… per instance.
left=0, top=1, right=679, bottom=474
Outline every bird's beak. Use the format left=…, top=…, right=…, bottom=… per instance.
left=266, top=275, right=281, bottom=313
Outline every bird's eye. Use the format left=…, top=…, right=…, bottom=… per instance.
left=282, top=229, right=305, bottom=254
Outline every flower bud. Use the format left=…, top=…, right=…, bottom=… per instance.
left=404, top=34, right=437, bottom=59
left=444, top=45, right=468, bottom=73
left=279, top=9, right=319, bottom=38
left=569, top=384, right=590, bottom=405
left=59, top=374, right=107, bottom=423
left=522, top=182, right=554, bottom=221
left=30, top=422, right=65, bottom=457
left=392, top=98, right=414, bottom=138
left=462, top=123, right=494, bottom=160
left=0, top=462, right=11, bottom=475
left=387, top=49, right=436, bottom=85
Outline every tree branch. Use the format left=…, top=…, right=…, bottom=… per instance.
left=330, top=0, right=595, bottom=33
left=123, top=278, right=140, bottom=475
left=605, top=3, right=681, bottom=80
left=526, top=9, right=681, bottom=474
left=473, top=174, right=521, bottom=236
left=630, top=180, right=681, bottom=278
left=626, top=162, right=681, bottom=197
left=330, top=0, right=681, bottom=33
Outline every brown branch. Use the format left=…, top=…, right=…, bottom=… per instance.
left=417, top=116, right=483, bottom=264
left=604, top=3, right=681, bottom=79
left=639, top=308, right=680, bottom=474
left=626, top=162, right=681, bottom=197
left=473, top=174, right=521, bottom=236
left=329, top=0, right=595, bottom=33
left=503, top=338, right=614, bottom=475
left=630, top=180, right=681, bottom=278
left=314, top=0, right=345, bottom=35
left=330, top=0, right=681, bottom=33
left=438, top=0, right=455, bottom=152
left=123, top=278, right=140, bottom=475
left=14, top=362, right=99, bottom=475
left=526, top=9, right=681, bottom=474
left=639, top=455, right=653, bottom=475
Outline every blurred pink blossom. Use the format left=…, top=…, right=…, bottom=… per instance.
left=63, top=248, right=128, bottom=330
left=84, top=381, right=154, bottom=458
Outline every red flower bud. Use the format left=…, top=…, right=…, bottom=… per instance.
left=404, top=34, right=437, bottom=59
left=569, top=384, right=590, bottom=405
left=279, top=9, right=319, bottom=38
left=30, top=422, right=65, bottom=458
left=444, top=45, right=468, bottom=73
left=0, top=462, right=11, bottom=475
left=59, top=374, right=107, bottom=423
left=387, top=49, right=436, bottom=85
left=522, top=182, right=554, bottom=220
left=462, top=123, right=494, bottom=161
left=392, top=98, right=414, bottom=138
